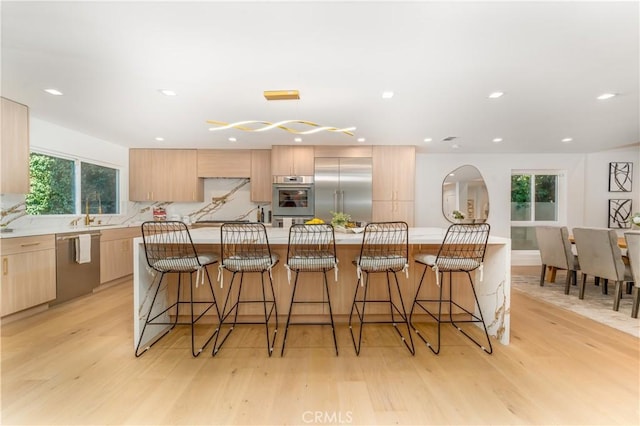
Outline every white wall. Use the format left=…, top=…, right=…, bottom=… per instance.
left=416, top=153, right=586, bottom=238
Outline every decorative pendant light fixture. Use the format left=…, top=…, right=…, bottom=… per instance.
left=206, top=120, right=355, bottom=136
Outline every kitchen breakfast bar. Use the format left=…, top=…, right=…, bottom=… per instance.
left=133, top=227, right=511, bottom=351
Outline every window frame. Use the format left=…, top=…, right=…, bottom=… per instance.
left=28, top=148, right=124, bottom=217
left=510, top=169, right=567, bottom=251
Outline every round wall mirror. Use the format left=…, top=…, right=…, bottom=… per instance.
left=442, top=165, right=489, bottom=223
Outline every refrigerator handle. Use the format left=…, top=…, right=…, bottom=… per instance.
left=340, top=191, right=345, bottom=213
left=333, top=191, right=338, bottom=212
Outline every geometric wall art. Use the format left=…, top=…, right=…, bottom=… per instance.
left=609, top=162, right=633, bottom=192
left=608, top=199, right=632, bottom=228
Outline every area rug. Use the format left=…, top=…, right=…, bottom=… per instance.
left=512, top=272, right=640, bottom=338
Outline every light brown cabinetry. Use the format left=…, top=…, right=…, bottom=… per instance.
left=99, top=227, right=141, bottom=284
left=251, top=150, right=272, bottom=202
left=1, top=97, right=30, bottom=194
left=1, top=235, right=56, bottom=316
left=372, top=146, right=415, bottom=225
left=197, top=149, right=251, bottom=177
left=314, top=145, right=372, bottom=158
left=129, top=149, right=203, bottom=202
left=271, top=145, right=314, bottom=176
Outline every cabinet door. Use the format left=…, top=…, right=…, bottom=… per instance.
left=198, top=149, right=251, bottom=177
left=100, top=238, right=133, bottom=283
left=251, top=150, right=272, bottom=202
left=1, top=98, right=30, bottom=194
left=1, top=250, right=56, bottom=316
left=129, top=149, right=154, bottom=201
left=271, top=146, right=293, bottom=175
left=372, top=146, right=415, bottom=201
left=271, top=146, right=315, bottom=175
left=291, top=146, right=315, bottom=175
left=372, top=201, right=414, bottom=226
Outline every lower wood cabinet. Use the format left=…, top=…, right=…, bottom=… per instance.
left=1, top=235, right=56, bottom=316
left=100, top=227, right=141, bottom=284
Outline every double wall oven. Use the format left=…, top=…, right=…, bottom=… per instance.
left=272, top=176, right=314, bottom=226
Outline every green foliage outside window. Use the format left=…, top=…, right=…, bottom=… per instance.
left=26, top=153, right=75, bottom=214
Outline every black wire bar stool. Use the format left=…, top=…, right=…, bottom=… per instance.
left=348, top=221, right=415, bottom=356
left=136, top=221, right=220, bottom=357
left=213, top=223, right=279, bottom=357
left=281, top=223, right=339, bottom=356
left=410, top=223, right=492, bottom=355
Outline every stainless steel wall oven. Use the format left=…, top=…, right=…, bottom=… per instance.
left=272, top=176, right=315, bottom=218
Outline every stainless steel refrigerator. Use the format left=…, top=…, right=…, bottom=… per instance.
left=314, top=157, right=372, bottom=224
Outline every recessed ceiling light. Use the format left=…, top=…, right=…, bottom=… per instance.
left=159, top=89, right=177, bottom=96
left=155, top=137, right=164, bottom=142
left=228, top=137, right=237, bottom=142
left=451, top=144, right=460, bottom=149
left=381, top=91, right=394, bottom=99
left=561, top=137, right=573, bottom=143
left=44, top=88, right=63, bottom=96
left=294, top=137, right=302, bottom=143
left=449, top=173, right=455, bottom=177
left=597, top=93, right=617, bottom=100
left=423, top=138, right=432, bottom=143
left=493, top=138, right=503, bottom=143
left=488, top=91, right=504, bottom=99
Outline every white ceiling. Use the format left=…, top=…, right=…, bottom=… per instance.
left=2, top=1, right=639, bottom=154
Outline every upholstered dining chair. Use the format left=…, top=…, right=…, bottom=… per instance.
left=535, top=226, right=580, bottom=294
left=623, top=232, right=640, bottom=318
left=572, top=228, right=634, bottom=312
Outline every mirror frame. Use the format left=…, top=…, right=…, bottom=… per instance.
left=442, top=165, right=489, bottom=223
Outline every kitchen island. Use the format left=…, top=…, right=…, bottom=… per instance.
left=133, top=227, right=511, bottom=350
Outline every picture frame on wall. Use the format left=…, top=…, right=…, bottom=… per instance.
left=608, top=199, right=632, bottom=229
left=609, top=162, right=633, bottom=192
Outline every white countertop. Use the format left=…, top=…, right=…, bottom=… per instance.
left=133, top=226, right=510, bottom=245
left=0, top=222, right=141, bottom=239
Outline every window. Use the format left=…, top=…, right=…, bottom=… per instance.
left=510, top=171, right=563, bottom=250
left=26, top=152, right=120, bottom=215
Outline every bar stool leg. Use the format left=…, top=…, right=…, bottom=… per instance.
left=387, top=270, right=415, bottom=355
left=348, top=273, right=370, bottom=356
left=260, top=271, right=278, bottom=356
left=280, top=271, right=301, bottom=356
left=323, top=270, right=339, bottom=356
left=212, top=271, right=243, bottom=356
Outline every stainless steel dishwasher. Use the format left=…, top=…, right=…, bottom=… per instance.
left=54, top=231, right=101, bottom=305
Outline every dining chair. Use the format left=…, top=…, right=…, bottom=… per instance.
left=535, top=226, right=580, bottom=294
left=349, top=221, right=415, bottom=355
left=410, top=223, right=492, bottom=355
left=572, top=228, right=634, bottom=312
left=281, top=223, right=339, bottom=356
left=623, top=232, right=640, bottom=318
left=136, top=221, right=220, bottom=357
left=213, top=222, right=279, bottom=356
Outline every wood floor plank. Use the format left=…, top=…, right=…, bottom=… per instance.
left=2, top=277, right=639, bottom=425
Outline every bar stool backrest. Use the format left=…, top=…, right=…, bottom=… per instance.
left=220, top=222, right=275, bottom=272
left=141, top=221, right=205, bottom=272
left=435, top=223, right=491, bottom=272
left=286, top=223, right=337, bottom=271
left=357, top=221, right=409, bottom=272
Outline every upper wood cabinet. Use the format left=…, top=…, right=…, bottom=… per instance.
left=271, top=145, right=314, bottom=176
left=197, top=149, right=251, bottom=177
left=314, top=145, right=372, bottom=158
left=1, top=97, right=30, bottom=194
left=1, top=234, right=56, bottom=317
left=129, top=149, right=203, bottom=202
left=372, top=145, right=415, bottom=201
left=251, top=150, right=272, bottom=203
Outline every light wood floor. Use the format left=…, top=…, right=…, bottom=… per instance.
left=1, top=275, right=639, bottom=425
